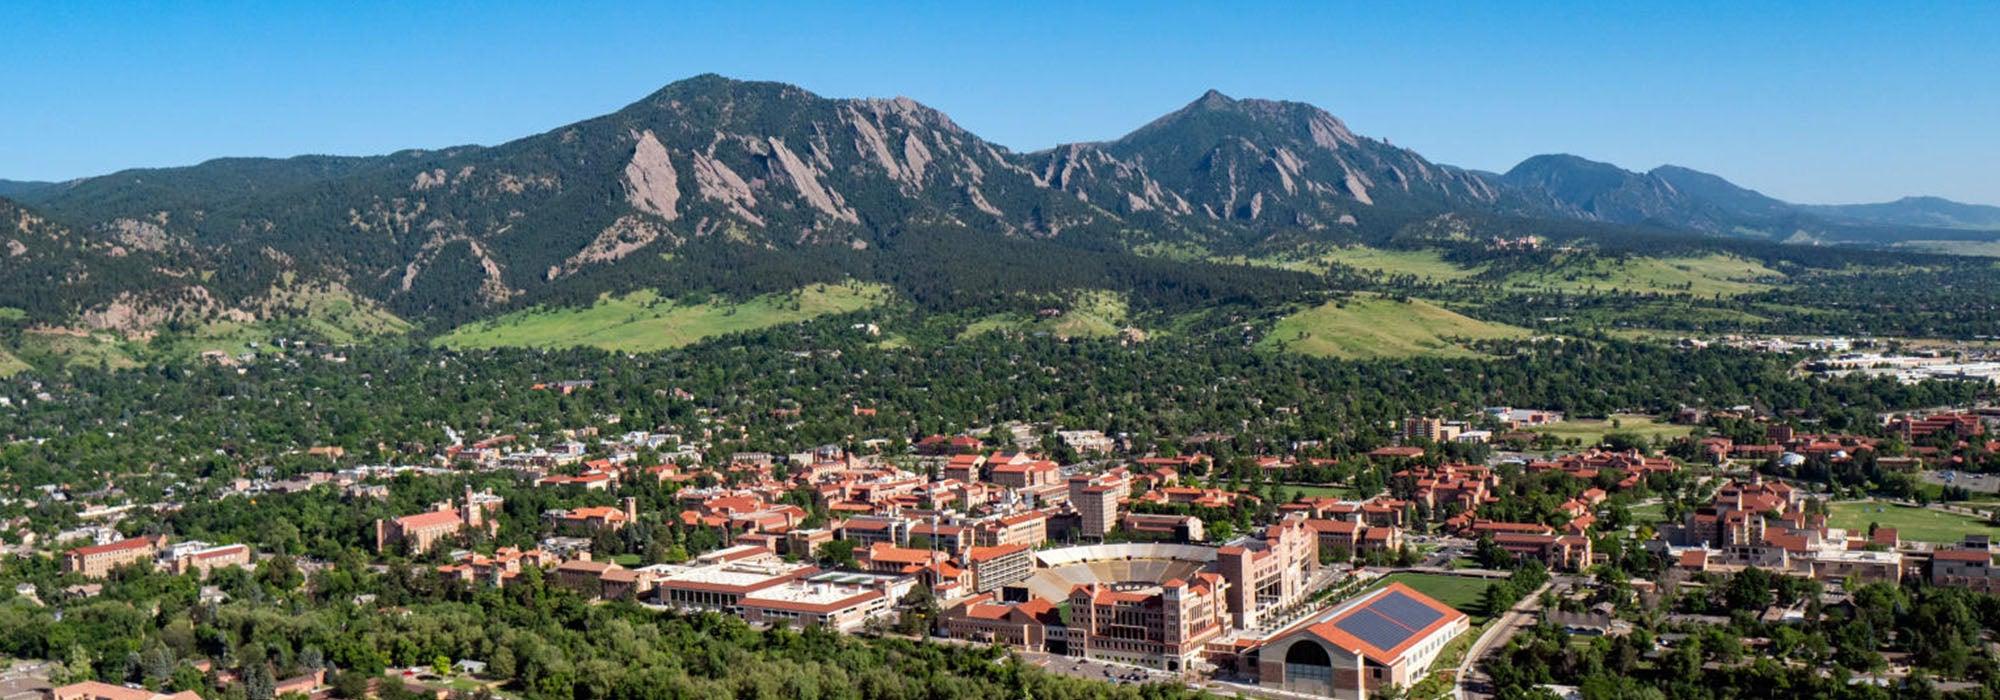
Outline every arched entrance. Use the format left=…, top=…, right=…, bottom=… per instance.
left=1284, top=640, right=1334, bottom=693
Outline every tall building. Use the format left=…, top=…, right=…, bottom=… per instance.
left=965, top=543, right=1034, bottom=592
left=1218, top=515, right=1319, bottom=629
left=1069, top=475, right=1121, bottom=539
left=1401, top=417, right=1462, bottom=444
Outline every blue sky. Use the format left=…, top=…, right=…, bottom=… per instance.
left=4, top=1, right=1996, bottom=205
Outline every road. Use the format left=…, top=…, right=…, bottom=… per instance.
left=1454, top=580, right=1556, bottom=700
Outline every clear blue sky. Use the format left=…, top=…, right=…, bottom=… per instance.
left=4, top=1, right=1996, bottom=205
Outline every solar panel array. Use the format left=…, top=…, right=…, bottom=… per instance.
left=1373, top=591, right=1446, bottom=629
left=1330, top=590, right=1447, bottom=651
left=1333, top=609, right=1413, bottom=650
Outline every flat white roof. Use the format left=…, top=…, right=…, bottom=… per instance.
left=742, top=581, right=881, bottom=607
left=1815, top=549, right=1902, bottom=564
left=655, top=560, right=812, bottom=588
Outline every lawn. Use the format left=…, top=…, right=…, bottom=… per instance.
left=1505, top=253, right=1779, bottom=297
left=1285, top=484, right=1365, bottom=500
left=1828, top=501, right=2000, bottom=544
left=1531, top=414, right=1693, bottom=447
left=435, top=282, right=890, bottom=351
left=1259, top=296, right=1530, bottom=360
left=1627, top=502, right=1670, bottom=525
left=1367, top=572, right=1497, bottom=622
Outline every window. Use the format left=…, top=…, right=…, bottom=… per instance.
left=1284, top=641, right=1333, bottom=686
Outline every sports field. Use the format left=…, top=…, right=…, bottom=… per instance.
left=1827, top=501, right=2000, bottom=544
left=1531, top=414, right=1692, bottom=447
left=1367, top=572, right=1497, bottom=621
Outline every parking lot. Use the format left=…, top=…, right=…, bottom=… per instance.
left=1925, top=469, right=2000, bottom=494
left=0, top=660, right=53, bottom=700
left=1021, top=651, right=1183, bottom=686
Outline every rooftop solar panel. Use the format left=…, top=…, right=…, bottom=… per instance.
left=1334, top=609, right=1415, bottom=651
left=1371, top=591, right=1446, bottom=629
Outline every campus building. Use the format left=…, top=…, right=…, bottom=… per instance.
left=63, top=536, right=163, bottom=579
left=1069, top=474, right=1122, bottom=539
left=373, top=489, right=504, bottom=554
left=1218, top=515, right=1319, bottom=629
left=648, top=550, right=819, bottom=613
left=964, top=543, right=1034, bottom=593
left=1251, top=583, right=1470, bottom=699
left=51, top=682, right=201, bottom=700
left=160, top=542, right=252, bottom=578
left=739, top=577, right=905, bottom=633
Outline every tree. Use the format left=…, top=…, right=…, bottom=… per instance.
left=64, top=644, right=95, bottom=683
left=1475, top=535, right=1516, bottom=569
left=1724, top=567, right=1774, bottom=611
left=895, top=587, right=940, bottom=636
left=817, top=539, right=858, bottom=570
left=243, top=662, right=277, bottom=700
left=1480, top=582, right=1519, bottom=618
left=487, top=645, right=515, bottom=680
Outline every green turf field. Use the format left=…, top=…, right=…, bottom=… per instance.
left=1627, top=502, right=1670, bottom=525
left=1368, top=572, right=1497, bottom=621
left=1286, top=484, right=1366, bottom=500
left=1828, top=501, right=2000, bottom=544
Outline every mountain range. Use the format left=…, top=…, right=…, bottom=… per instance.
left=2, top=73, right=1995, bottom=335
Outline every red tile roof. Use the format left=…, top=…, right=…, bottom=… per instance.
left=68, top=537, right=155, bottom=557
left=1298, top=582, right=1467, bottom=665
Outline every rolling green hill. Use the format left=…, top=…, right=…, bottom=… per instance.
left=435, top=282, right=890, bottom=352
left=960, top=290, right=1133, bottom=340
left=1259, top=295, right=1530, bottom=359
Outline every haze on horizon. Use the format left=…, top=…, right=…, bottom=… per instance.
left=3, top=1, right=1995, bottom=206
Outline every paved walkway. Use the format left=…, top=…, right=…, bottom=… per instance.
left=1454, top=580, right=1554, bottom=700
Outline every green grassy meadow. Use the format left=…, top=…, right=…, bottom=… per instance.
left=1505, top=254, right=1779, bottom=297
left=435, top=282, right=890, bottom=352
left=1260, top=296, right=1530, bottom=359
left=959, top=290, right=1131, bottom=340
